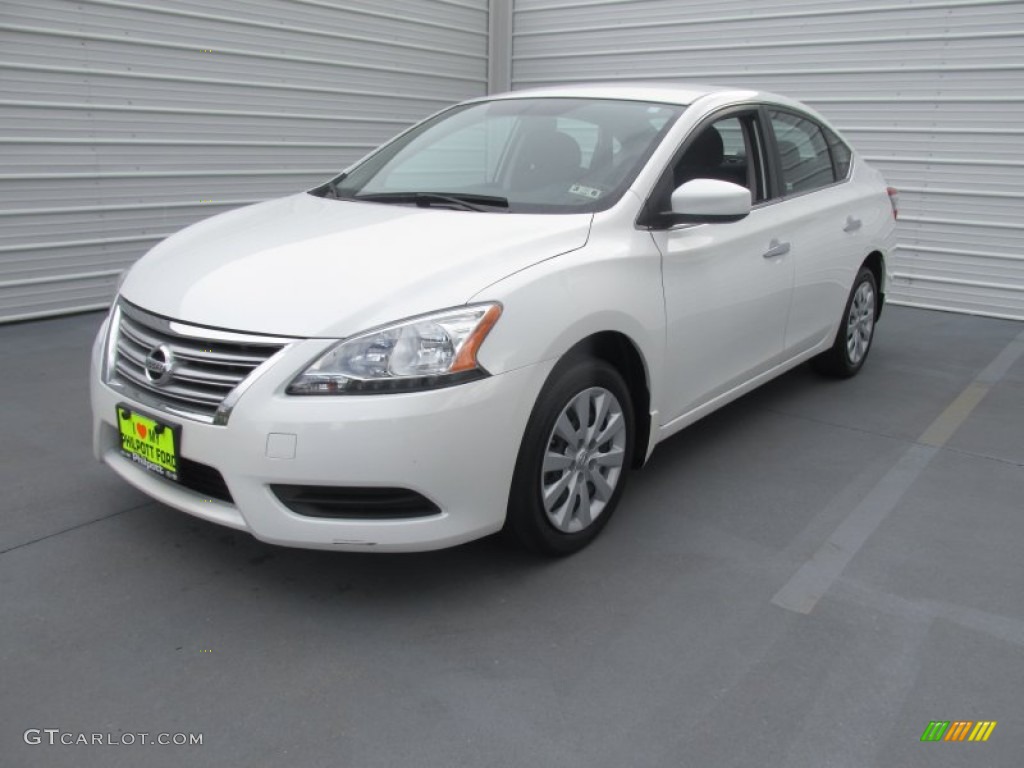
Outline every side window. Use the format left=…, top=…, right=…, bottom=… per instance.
left=823, top=127, right=852, bottom=180
left=670, top=113, right=768, bottom=203
left=641, top=110, right=774, bottom=226
left=768, top=111, right=836, bottom=194
left=717, top=119, right=746, bottom=158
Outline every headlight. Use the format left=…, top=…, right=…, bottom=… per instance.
left=287, top=303, right=502, bottom=395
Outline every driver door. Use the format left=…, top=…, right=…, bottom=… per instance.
left=648, top=110, right=796, bottom=425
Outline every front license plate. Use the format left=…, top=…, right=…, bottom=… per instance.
left=116, top=405, right=181, bottom=482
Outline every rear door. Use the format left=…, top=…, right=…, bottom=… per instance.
left=764, top=109, right=869, bottom=354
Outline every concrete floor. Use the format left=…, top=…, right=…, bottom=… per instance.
left=1, top=305, right=1022, bottom=768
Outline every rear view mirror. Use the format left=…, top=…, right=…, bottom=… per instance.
left=668, top=179, right=751, bottom=223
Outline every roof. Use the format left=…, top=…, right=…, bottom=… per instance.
left=477, top=82, right=760, bottom=107
left=468, top=82, right=829, bottom=128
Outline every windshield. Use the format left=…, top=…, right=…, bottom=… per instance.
left=322, top=97, right=684, bottom=213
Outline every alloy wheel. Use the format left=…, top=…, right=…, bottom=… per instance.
left=846, top=280, right=875, bottom=365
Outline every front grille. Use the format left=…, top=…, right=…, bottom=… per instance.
left=271, top=485, right=442, bottom=520
left=178, top=458, right=234, bottom=503
left=109, top=300, right=288, bottom=423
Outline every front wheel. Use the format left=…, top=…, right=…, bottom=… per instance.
left=813, top=266, right=878, bottom=378
left=505, top=356, right=635, bottom=556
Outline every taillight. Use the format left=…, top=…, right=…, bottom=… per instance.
left=887, top=187, right=899, bottom=220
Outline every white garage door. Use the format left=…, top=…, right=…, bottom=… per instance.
left=0, top=0, right=489, bottom=322
left=512, top=0, right=1024, bottom=320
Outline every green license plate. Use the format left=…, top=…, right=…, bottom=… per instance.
left=116, top=405, right=180, bottom=482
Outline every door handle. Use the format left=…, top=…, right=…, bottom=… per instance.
left=762, top=239, right=790, bottom=259
left=843, top=216, right=862, bottom=233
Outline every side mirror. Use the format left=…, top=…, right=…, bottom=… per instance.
left=667, top=179, right=751, bottom=224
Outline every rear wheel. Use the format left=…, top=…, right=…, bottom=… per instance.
left=505, top=356, right=634, bottom=556
left=813, top=266, right=878, bottom=378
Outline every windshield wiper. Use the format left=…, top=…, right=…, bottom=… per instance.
left=355, top=192, right=509, bottom=212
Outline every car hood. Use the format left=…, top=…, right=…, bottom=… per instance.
left=121, top=193, right=592, bottom=338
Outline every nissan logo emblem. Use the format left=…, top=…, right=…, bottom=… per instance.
left=143, top=344, right=175, bottom=386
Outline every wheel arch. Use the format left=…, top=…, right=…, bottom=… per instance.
left=560, top=331, right=652, bottom=469
left=862, top=250, right=886, bottom=320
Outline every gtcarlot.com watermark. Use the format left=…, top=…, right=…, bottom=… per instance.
left=24, top=728, right=203, bottom=747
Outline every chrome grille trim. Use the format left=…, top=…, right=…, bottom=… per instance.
left=105, top=299, right=296, bottom=424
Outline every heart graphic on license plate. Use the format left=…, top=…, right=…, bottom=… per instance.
left=136, top=423, right=148, bottom=439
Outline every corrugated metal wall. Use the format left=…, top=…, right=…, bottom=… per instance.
left=512, top=0, right=1024, bottom=320
left=0, top=0, right=489, bottom=322
left=5, top=0, right=1021, bottom=322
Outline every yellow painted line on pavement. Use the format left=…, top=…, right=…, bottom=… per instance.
left=773, top=326, right=1024, bottom=614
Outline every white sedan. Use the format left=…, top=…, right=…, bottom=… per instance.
left=91, top=83, right=897, bottom=555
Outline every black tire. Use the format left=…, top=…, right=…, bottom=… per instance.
left=812, top=266, right=878, bottom=379
left=505, top=356, right=635, bottom=556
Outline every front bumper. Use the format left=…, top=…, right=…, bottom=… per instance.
left=90, top=317, right=553, bottom=552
